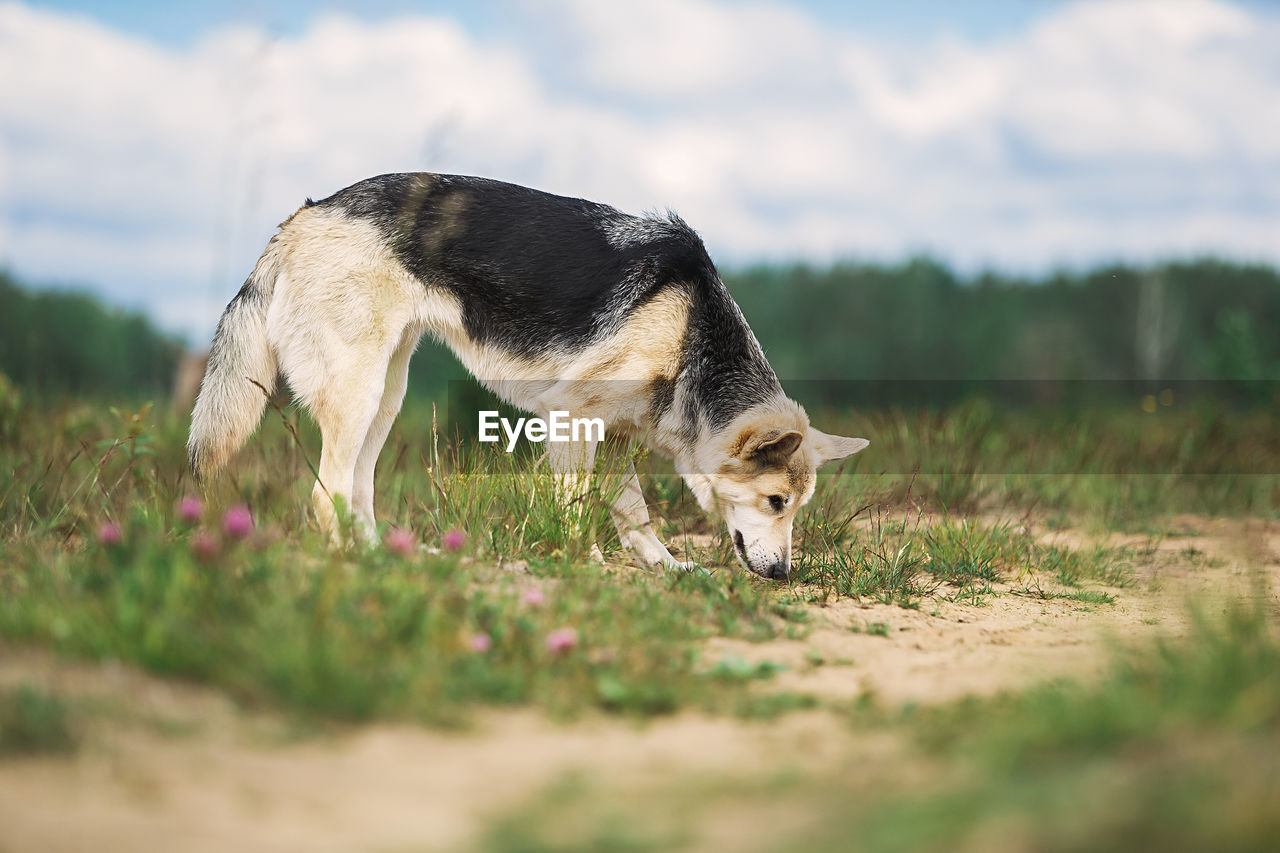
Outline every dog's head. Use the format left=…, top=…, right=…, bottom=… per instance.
left=680, top=399, right=868, bottom=580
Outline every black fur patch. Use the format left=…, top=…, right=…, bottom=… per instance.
left=647, top=374, right=678, bottom=424
left=681, top=289, right=781, bottom=432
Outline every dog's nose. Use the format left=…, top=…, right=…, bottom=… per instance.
left=767, top=561, right=789, bottom=581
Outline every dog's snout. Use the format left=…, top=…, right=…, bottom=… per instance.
left=733, top=529, right=789, bottom=580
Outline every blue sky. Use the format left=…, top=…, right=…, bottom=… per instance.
left=2, top=0, right=1279, bottom=341
left=31, top=1, right=1078, bottom=45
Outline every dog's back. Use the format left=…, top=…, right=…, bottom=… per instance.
left=310, top=173, right=717, bottom=357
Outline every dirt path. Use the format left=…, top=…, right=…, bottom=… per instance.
left=1, top=519, right=1275, bottom=853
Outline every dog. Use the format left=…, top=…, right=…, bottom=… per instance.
left=188, top=173, right=868, bottom=579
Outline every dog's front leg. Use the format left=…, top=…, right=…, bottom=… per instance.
left=545, top=435, right=598, bottom=530
left=610, top=463, right=698, bottom=571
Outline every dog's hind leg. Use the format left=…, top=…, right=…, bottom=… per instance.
left=279, top=332, right=389, bottom=545
left=349, top=334, right=415, bottom=534
left=351, top=328, right=418, bottom=536
left=310, top=372, right=386, bottom=545
left=610, top=463, right=697, bottom=571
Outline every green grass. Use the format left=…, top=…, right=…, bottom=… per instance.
left=482, top=775, right=680, bottom=853
left=0, top=392, right=1263, bottom=727
left=808, top=399, right=1280, bottom=527
left=0, top=398, right=791, bottom=724
left=795, top=509, right=1127, bottom=606
left=1047, top=588, right=1117, bottom=605
left=0, top=684, right=77, bottom=756
left=0, top=513, right=789, bottom=725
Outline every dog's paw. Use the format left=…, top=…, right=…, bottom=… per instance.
left=662, top=558, right=708, bottom=576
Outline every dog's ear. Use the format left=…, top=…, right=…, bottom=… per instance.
left=809, top=428, right=869, bottom=467
left=737, top=428, right=804, bottom=465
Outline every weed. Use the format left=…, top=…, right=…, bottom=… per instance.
left=0, top=684, right=77, bottom=755
left=797, top=508, right=1126, bottom=608
left=794, top=504, right=935, bottom=607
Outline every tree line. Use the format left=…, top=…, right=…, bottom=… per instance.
left=2, top=258, right=1276, bottom=404
left=0, top=271, right=182, bottom=397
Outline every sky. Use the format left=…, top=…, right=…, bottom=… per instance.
left=1, top=0, right=1278, bottom=342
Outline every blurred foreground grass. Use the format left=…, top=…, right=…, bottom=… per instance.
left=482, top=601, right=1280, bottom=853
left=0, top=684, right=76, bottom=756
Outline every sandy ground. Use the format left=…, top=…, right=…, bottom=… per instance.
left=1, top=518, right=1276, bottom=853
left=713, top=515, right=1280, bottom=705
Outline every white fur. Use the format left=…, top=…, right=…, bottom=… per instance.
left=187, top=240, right=282, bottom=477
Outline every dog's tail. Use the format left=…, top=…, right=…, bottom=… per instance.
left=187, top=239, right=284, bottom=481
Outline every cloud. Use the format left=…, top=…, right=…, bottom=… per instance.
left=541, top=0, right=840, bottom=102
left=0, top=0, right=1278, bottom=341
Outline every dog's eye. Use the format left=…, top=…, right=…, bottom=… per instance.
left=768, top=494, right=785, bottom=513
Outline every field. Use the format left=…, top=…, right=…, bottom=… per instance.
left=1, top=383, right=1278, bottom=851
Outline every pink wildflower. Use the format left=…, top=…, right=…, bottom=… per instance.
left=469, top=632, right=492, bottom=653
left=96, top=522, right=123, bottom=546
left=178, top=496, right=203, bottom=523
left=521, top=587, right=546, bottom=606
left=546, top=628, right=578, bottom=655
left=384, top=526, right=416, bottom=557
left=442, top=528, right=467, bottom=551
left=191, top=530, right=220, bottom=562
left=221, top=504, right=254, bottom=540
